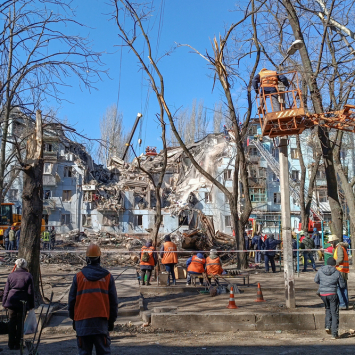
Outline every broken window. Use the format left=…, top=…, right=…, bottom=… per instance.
left=205, top=192, right=212, bottom=203
left=61, top=214, right=70, bottom=225
left=8, top=189, right=18, bottom=200
left=249, top=168, right=257, bottom=178
left=249, top=188, right=266, bottom=202
left=290, top=148, right=299, bottom=160
left=44, top=143, right=53, bottom=152
left=179, top=211, right=189, bottom=226
left=82, top=214, right=92, bottom=227
left=44, top=163, right=52, bottom=174
left=225, top=215, right=231, bottom=228
left=259, top=168, right=266, bottom=178
left=84, top=191, right=93, bottom=202
left=64, top=166, right=73, bottom=177
left=272, top=173, right=279, bottom=182
left=249, top=147, right=258, bottom=156
left=62, top=190, right=72, bottom=202
left=135, top=215, right=143, bottom=227
left=317, top=188, right=327, bottom=203
left=274, top=193, right=281, bottom=204
left=44, top=190, right=51, bottom=199
left=291, top=170, right=299, bottom=181
left=102, top=214, right=118, bottom=226
left=224, top=169, right=232, bottom=181
left=316, top=169, right=326, bottom=180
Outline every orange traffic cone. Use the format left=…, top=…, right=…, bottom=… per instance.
left=255, top=282, right=265, bottom=302
left=227, top=286, right=238, bottom=309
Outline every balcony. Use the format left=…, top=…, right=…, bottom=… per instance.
left=43, top=151, right=58, bottom=160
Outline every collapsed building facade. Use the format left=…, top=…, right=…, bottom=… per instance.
left=3, top=113, right=353, bottom=237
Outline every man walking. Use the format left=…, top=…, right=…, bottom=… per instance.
left=264, top=234, right=281, bottom=273
left=314, top=257, right=345, bottom=339
left=328, top=235, right=349, bottom=310
left=302, top=233, right=317, bottom=272
left=69, top=244, right=118, bottom=355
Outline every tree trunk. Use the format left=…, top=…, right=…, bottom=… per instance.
left=18, top=110, right=43, bottom=305
left=282, top=0, right=343, bottom=238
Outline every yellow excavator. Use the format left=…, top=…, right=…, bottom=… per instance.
left=0, top=203, right=45, bottom=244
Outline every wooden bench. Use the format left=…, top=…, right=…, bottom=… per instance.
left=189, top=273, right=250, bottom=287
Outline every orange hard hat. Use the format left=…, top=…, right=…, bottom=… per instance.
left=86, top=243, right=101, bottom=257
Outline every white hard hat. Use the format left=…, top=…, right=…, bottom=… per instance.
left=328, top=235, right=339, bottom=242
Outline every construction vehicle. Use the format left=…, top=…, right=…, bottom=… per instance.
left=0, top=203, right=45, bottom=244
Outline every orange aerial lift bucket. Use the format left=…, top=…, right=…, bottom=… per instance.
left=256, top=71, right=312, bottom=138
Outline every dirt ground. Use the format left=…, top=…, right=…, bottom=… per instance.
left=0, top=258, right=354, bottom=353
left=1, top=325, right=355, bottom=354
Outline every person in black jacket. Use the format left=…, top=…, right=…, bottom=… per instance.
left=2, top=258, right=34, bottom=350
left=264, top=234, right=281, bottom=273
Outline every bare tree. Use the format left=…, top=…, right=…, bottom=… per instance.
left=295, top=134, right=322, bottom=230
left=0, top=0, right=104, bottom=202
left=113, top=0, right=263, bottom=268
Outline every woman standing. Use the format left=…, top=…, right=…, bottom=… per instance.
left=2, top=258, right=34, bottom=350
left=160, top=235, right=178, bottom=286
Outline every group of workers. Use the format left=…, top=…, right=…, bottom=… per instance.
left=139, top=234, right=224, bottom=287
left=3, top=226, right=21, bottom=250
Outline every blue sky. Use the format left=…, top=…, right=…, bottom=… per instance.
left=54, top=1, right=246, bottom=157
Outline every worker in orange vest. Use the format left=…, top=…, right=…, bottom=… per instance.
left=186, top=252, right=206, bottom=286
left=252, top=68, right=289, bottom=112
left=206, top=249, right=223, bottom=285
left=140, top=239, right=157, bottom=286
left=160, top=235, right=178, bottom=286
left=328, top=235, right=350, bottom=310
left=68, top=244, right=118, bottom=355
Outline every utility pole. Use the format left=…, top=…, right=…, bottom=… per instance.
left=279, top=138, right=296, bottom=308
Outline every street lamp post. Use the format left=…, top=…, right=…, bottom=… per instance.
left=278, top=39, right=303, bottom=309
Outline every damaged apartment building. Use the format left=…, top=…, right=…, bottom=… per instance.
left=3, top=111, right=352, bottom=236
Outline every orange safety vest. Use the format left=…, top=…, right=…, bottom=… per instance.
left=187, top=255, right=206, bottom=273
left=259, top=69, right=279, bottom=88
left=206, top=256, right=223, bottom=275
left=334, top=245, right=349, bottom=273
left=140, top=246, right=155, bottom=266
left=74, top=271, right=111, bottom=321
left=161, top=241, right=178, bottom=264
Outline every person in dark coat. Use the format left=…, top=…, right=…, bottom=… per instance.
left=314, top=257, right=346, bottom=339
left=264, top=234, right=281, bottom=273
left=15, top=228, right=21, bottom=250
left=4, top=226, right=10, bottom=250
left=140, top=239, right=157, bottom=285
left=2, top=258, right=34, bottom=350
left=68, top=244, right=118, bottom=355
left=302, top=233, right=317, bottom=272
left=251, top=233, right=263, bottom=264
left=312, top=228, right=321, bottom=248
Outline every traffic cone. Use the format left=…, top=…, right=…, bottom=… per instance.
left=226, top=286, right=238, bottom=309
left=255, top=282, right=265, bottom=302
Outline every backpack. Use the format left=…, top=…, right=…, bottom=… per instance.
left=141, top=250, right=150, bottom=263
